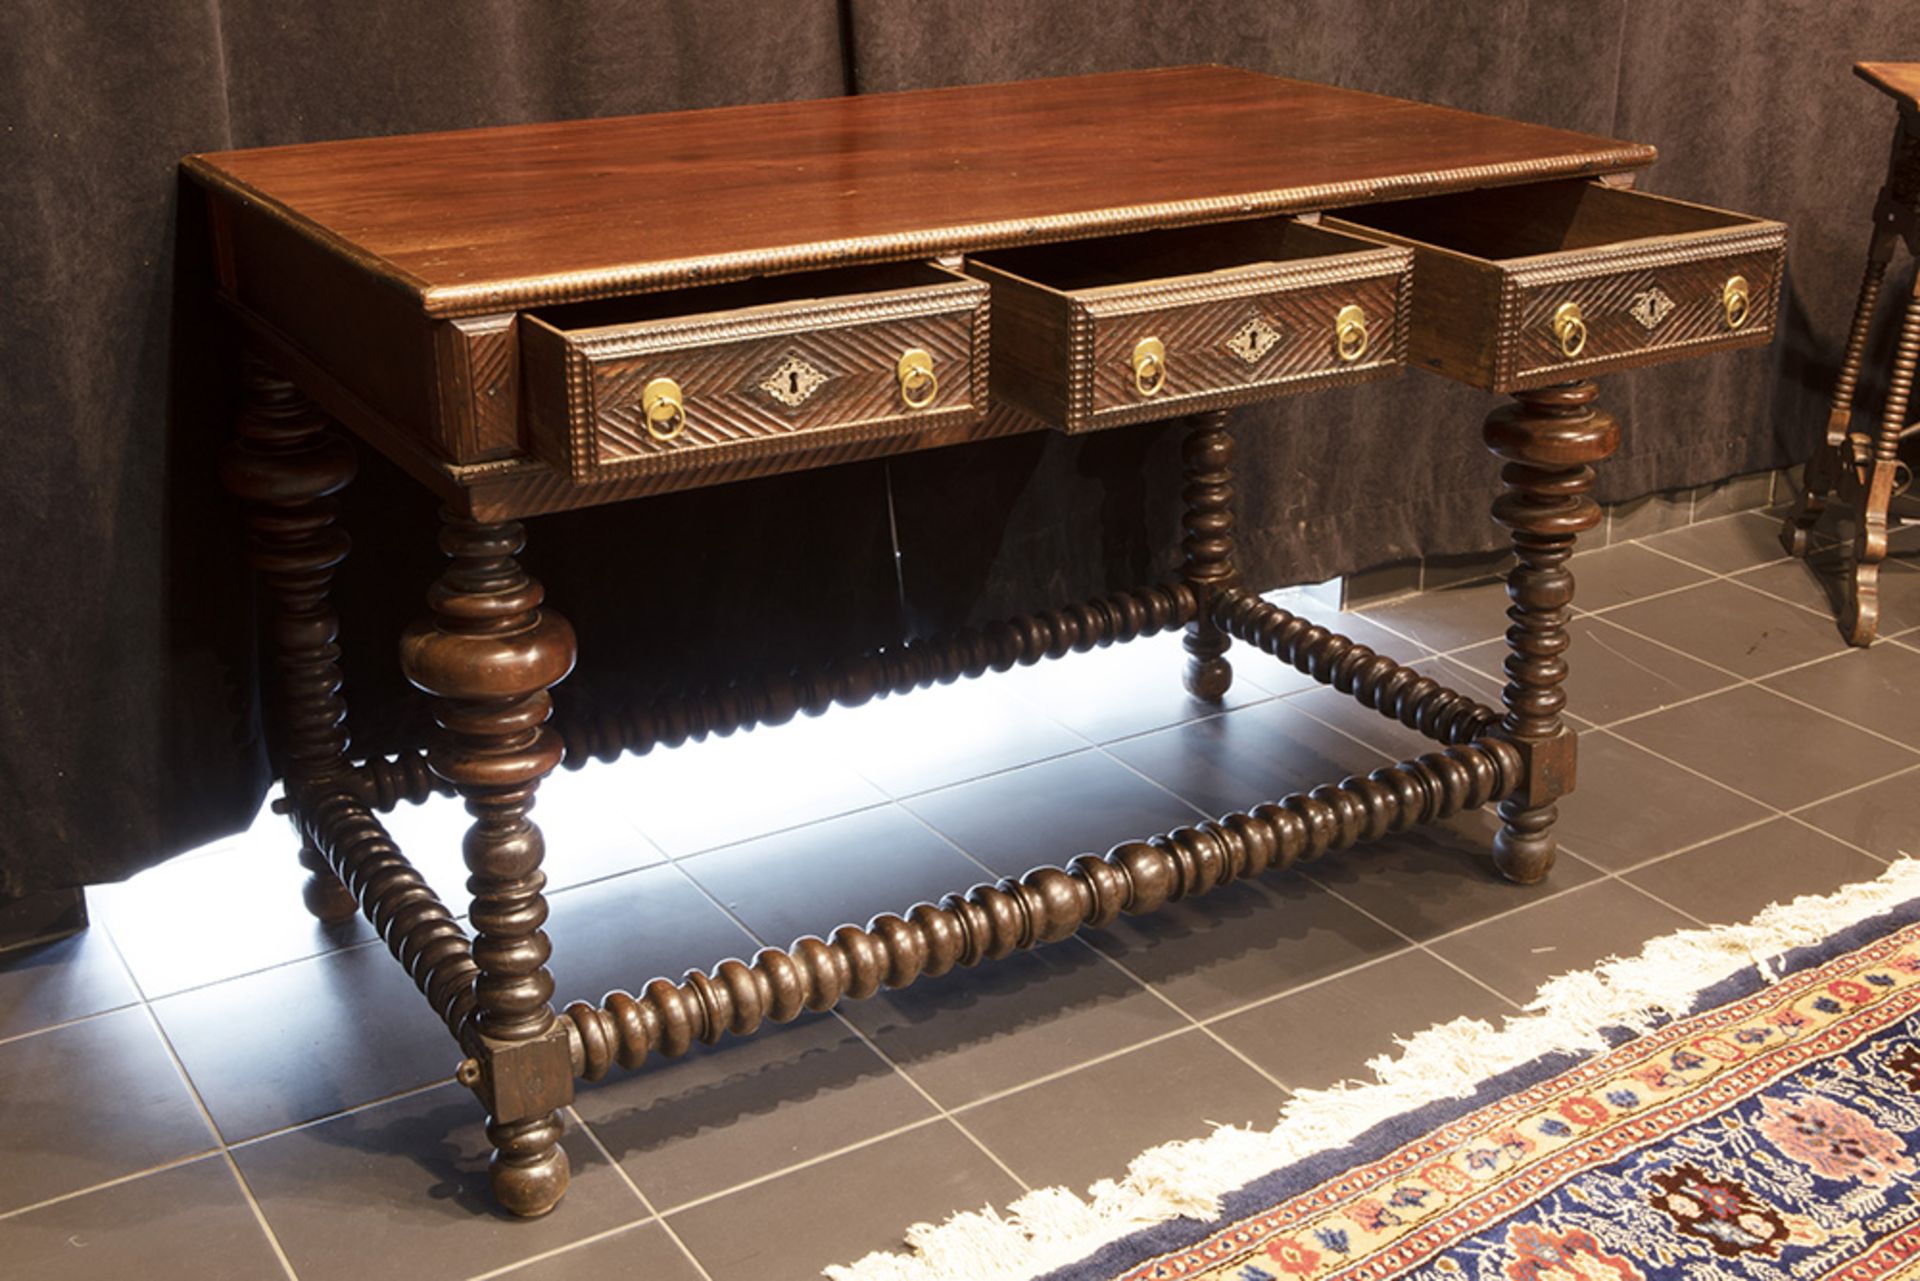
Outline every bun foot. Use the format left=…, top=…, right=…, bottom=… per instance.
left=298, top=846, right=358, bottom=924
left=1183, top=655, right=1233, bottom=702
left=489, top=1114, right=570, bottom=1218
left=301, top=873, right=359, bottom=924
left=1492, top=803, right=1557, bottom=885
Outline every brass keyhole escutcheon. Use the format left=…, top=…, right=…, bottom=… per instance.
left=897, top=348, right=938, bottom=409
left=1723, top=275, right=1751, bottom=330
left=1132, top=336, right=1166, bottom=397
left=1334, top=305, right=1369, bottom=363
left=1552, top=301, right=1588, bottom=360
left=642, top=376, right=685, bottom=441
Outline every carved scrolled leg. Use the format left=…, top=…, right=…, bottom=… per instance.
left=1482, top=381, right=1619, bottom=884
left=1847, top=268, right=1920, bottom=645
left=1180, top=411, right=1237, bottom=700
left=1781, top=226, right=1897, bottom=558
left=400, top=515, right=577, bottom=1218
left=219, top=354, right=360, bottom=923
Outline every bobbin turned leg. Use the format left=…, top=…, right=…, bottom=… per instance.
left=1846, top=268, right=1920, bottom=645
left=1482, top=382, right=1619, bottom=885
left=400, top=515, right=577, bottom=1218
left=1180, top=411, right=1237, bottom=700
left=1780, top=224, right=1897, bottom=559
left=220, top=355, right=360, bottom=924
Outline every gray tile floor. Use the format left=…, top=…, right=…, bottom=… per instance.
left=5, top=505, right=1920, bottom=1280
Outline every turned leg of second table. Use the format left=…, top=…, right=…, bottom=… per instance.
left=1481, top=381, right=1620, bottom=885
left=1845, top=265, right=1920, bottom=645
left=1779, top=223, right=1898, bottom=561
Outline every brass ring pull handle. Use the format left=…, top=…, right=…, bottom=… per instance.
left=1334, top=304, right=1369, bottom=363
left=897, top=348, right=938, bottom=409
left=1132, top=337, right=1166, bottom=397
left=1552, top=301, right=1588, bottom=360
left=1723, top=275, right=1751, bottom=330
left=642, top=376, right=685, bottom=441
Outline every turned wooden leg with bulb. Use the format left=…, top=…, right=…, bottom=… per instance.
left=1482, top=381, right=1619, bottom=885
left=1180, top=410, right=1237, bottom=701
left=220, top=354, right=361, bottom=924
left=401, top=514, right=579, bottom=1218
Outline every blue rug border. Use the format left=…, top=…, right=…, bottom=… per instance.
left=1036, top=887, right=1920, bottom=1281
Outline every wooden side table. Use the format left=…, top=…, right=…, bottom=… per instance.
left=1780, top=62, right=1920, bottom=644
left=183, top=67, right=1785, bottom=1219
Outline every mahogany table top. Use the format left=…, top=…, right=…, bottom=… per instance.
left=184, top=66, right=1655, bottom=318
left=1857, top=61, right=1920, bottom=112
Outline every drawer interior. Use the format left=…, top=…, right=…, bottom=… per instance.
left=529, top=260, right=971, bottom=332
left=968, top=217, right=1389, bottom=292
left=1329, top=179, right=1758, bottom=261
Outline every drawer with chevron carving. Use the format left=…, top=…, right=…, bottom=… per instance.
left=521, top=262, right=989, bottom=482
left=964, top=219, right=1412, bottom=433
left=1325, top=180, right=1786, bottom=393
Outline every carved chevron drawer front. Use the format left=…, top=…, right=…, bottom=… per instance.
left=1326, top=180, right=1787, bottom=393
left=1505, top=242, right=1784, bottom=386
left=966, top=219, right=1412, bottom=433
left=521, top=262, right=989, bottom=482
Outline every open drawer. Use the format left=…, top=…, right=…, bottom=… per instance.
left=965, top=219, right=1411, bottom=433
left=521, top=262, right=989, bottom=482
left=1324, top=180, right=1786, bottom=392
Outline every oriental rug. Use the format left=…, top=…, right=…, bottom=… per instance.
left=831, top=860, right=1920, bottom=1281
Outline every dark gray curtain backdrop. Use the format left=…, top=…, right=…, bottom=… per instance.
left=3, top=1, right=1913, bottom=895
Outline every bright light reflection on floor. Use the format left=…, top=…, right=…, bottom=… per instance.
left=137, top=575, right=1343, bottom=898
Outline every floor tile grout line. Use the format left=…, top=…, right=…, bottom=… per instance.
left=1180, top=945, right=1412, bottom=1034
left=652, top=848, right=1038, bottom=1199
left=1572, top=812, right=1784, bottom=883
left=820, top=997, right=1038, bottom=1197
left=1743, top=674, right=1920, bottom=761
left=33, top=513, right=1901, bottom=1263
left=1091, top=734, right=1244, bottom=820
left=122, top=980, right=303, bottom=1281
left=1779, top=812, right=1896, bottom=866
left=0, top=999, right=146, bottom=1051
left=1085, top=690, right=1293, bottom=754
left=1782, top=758, right=1920, bottom=815
left=1298, top=859, right=1590, bottom=976
left=223, top=1079, right=454, bottom=1153
left=873, top=791, right=1286, bottom=1162
left=849, top=791, right=1223, bottom=1185
left=1583, top=728, right=1920, bottom=873
left=463, top=1218, right=670, bottom=1281
left=655, top=798, right=895, bottom=867
left=1723, top=563, right=1899, bottom=623
left=651, top=1114, right=956, bottom=1220
left=941, top=1024, right=1210, bottom=1120
left=0, top=1151, right=220, bottom=1225
left=1274, top=685, right=1607, bottom=879
left=561, top=1104, right=659, bottom=1218
left=1410, top=941, right=1529, bottom=1014
left=1608, top=874, right=1716, bottom=932
left=1063, top=932, right=1294, bottom=1094
left=215, top=1149, right=303, bottom=1281
left=1561, top=590, right=1920, bottom=760
left=564, top=856, right=1036, bottom=1221
left=463, top=1106, right=735, bottom=1281
left=882, top=789, right=1530, bottom=1107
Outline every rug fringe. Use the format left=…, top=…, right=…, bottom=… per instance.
left=825, top=856, right=1920, bottom=1281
